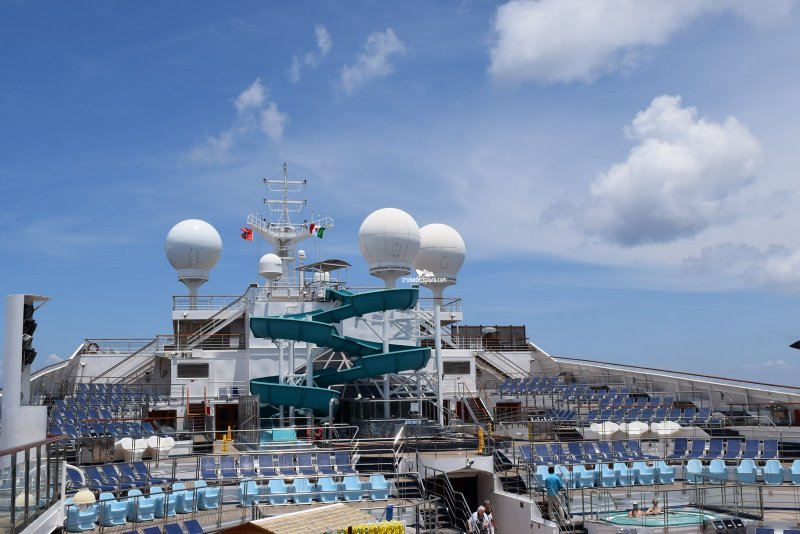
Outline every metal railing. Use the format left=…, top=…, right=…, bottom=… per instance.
left=0, top=436, right=65, bottom=534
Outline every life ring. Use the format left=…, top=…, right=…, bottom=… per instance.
left=86, top=342, right=100, bottom=354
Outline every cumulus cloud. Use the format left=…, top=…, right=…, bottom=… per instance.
left=684, top=242, right=800, bottom=293
left=489, top=0, right=796, bottom=84
left=288, top=24, right=332, bottom=83
left=552, top=95, right=762, bottom=246
left=189, top=78, right=289, bottom=161
left=742, top=358, right=791, bottom=369
left=340, top=28, right=405, bottom=95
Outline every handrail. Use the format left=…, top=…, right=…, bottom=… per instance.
left=89, top=338, right=157, bottom=383
left=0, top=435, right=66, bottom=457
left=186, top=291, right=248, bottom=347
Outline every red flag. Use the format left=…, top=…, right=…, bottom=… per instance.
left=240, top=227, right=253, bottom=241
left=309, top=223, right=316, bottom=235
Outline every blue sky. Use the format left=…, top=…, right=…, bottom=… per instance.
left=2, top=0, right=800, bottom=385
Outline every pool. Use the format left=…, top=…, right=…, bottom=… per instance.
left=601, top=509, right=719, bottom=527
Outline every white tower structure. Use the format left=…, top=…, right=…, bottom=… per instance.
left=165, top=219, right=222, bottom=297
left=245, top=163, right=334, bottom=285
left=359, top=208, right=421, bottom=417
left=413, top=223, right=466, bottom=425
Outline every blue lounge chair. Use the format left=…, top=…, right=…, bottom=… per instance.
left=572, top=465, right=595, bottom=488
left=703, top=439, right=724, bottom=460
left=266, top=478, right=290, bottom=505
left=317, top=476, right=338, bottom=502
left=791, top=460, right=800, bottom=485
left=633, top=462, right=655, bottom=485
left=104, top=463, right=144, bottom=489
left=686, top=440, right=706, bottom=460
left=98, top=492, right=128, bottom=526
left=219, top=456, right=238, bottom=480
left=173, top=482, right=196, bottom=513
left=334, top=451, right=357, bottom=474
left=761, top=440, right=779, bottom=460
left=708, top=459, right=727, bottom=483
left=763, top=459, right=783, bottom=485
left=722, top=440, right=742, bottom=460
left=126, top=488, right=156, bottom=522
left=340, top=475, right=365, bottom=502
left=582, top=443, right=601, bottom=463
left=164, top=523, right=185, bottom=534
left=238, top=479, right=260, bottom=507
left=533, top=465, right=549, bottom=487
left=567, top=442, right=585, bottom=462
left=686, top=459, right=705, bottom=484
left=735, top=459, right=757, bottom=484
left=519, top=445, right=535, bottom=464
left=614, top=462, right=635, bottom=486
left=667, top=438, right=688, bottom=460
left=599, top=464, right=618, bottom=487
left=291, top=477, right=315, bottom=503
left=184, top=519, right=204, bottom=534
left=277, top=453, right=296, bottom=476
left=368, top=474, right=390, bottom=500
left=132, top=461, right=169, bottom=485
left=239, top=455, right=258, bottom=478
left=200, top=456, right=219, bottom=481
left=65, top=497, right=100, bottom=532
left=195, top=480, right=220, bottom=510
left=257, top=454, right=279, bottom=477
left=613, top=442, right=633, bottom=461
left=556, top=465, right=577, bottom=489
left=150, top=486, right=177, bottom=518
left=742, top=439, right=759, bottom=459
left=316, top=452, right=337, bottom=475
left=296, top=452, right=318, bottom=476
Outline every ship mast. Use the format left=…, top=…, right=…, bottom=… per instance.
left=246, top=163, right=334, bottom=285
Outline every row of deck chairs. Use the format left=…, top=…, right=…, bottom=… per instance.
left=585, top=407, right=719, bottom=425
left=520, top=440, right=657, bottom=465
left=237, top=474, right=390, bottom=506
left=597, top=396, right=675, bottom=409
left=50, top=420, right=172, bottom=441
left=667, top=438, right=778, bottom=461
left=684, top=458, right=800, bottom=485
left=529, top=461, right=676, bottom=489
left=67, top=462, right=173, bottom=492
left=200, top=451, right=358, bottom=481
left=75, top=383, right=165, bottom=403
left=66, top=485, right=209, bottom=531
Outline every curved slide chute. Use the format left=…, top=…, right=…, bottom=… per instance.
left=249, top=288, right=431, bottom=415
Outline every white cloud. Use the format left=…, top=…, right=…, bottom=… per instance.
left=260, top=103, right=289, bottom=142
left=189, top=78, right=288, bottom=161
left=554, top=95, right=762, bottom=246
left=742, top=358, right=791, bottom=369
left=489, top=0, right=796, bottom=84
left=288, top=24, right=332, bottom=83
left=684, top=242, right=800, bottom=293
left=340, top=28, right=405, bottom=95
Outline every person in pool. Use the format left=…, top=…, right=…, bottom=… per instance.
left=646, top=498, right=662, bottom=515
left=628, top=502, right=644, bottom=518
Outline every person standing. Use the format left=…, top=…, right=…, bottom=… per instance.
left=468, top=505, right=491, bottom=534
left=544, top=465, right=569, bottom=525
left=483, top=499, right=496, bottom=533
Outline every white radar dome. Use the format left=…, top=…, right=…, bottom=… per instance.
left=258, top=253, right=283, bottom=282
left=413, top=223, right=465, bottom=288
left=359, top=208, right=421, bottom=287
left=165, top=219, right=222, bottom=295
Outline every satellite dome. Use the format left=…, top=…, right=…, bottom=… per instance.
left=413, top=224, right=465, bottom=288
left=165, top=219, right=222, bottom=295
left=258, top=253, right=283, bottom=282
left=358, top=208, right=421, bottom=286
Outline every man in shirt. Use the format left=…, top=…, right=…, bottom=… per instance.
left=544, top=466, right=569, bottom=524
left=469, top=505, right=491, bottom=534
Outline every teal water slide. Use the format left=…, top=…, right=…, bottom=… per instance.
left=249, top=288, right=431, bottom=415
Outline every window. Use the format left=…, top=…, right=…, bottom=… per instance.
left=443, top=361, right=470, bottom=375
left=177, top=362, right=209, bottom=379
